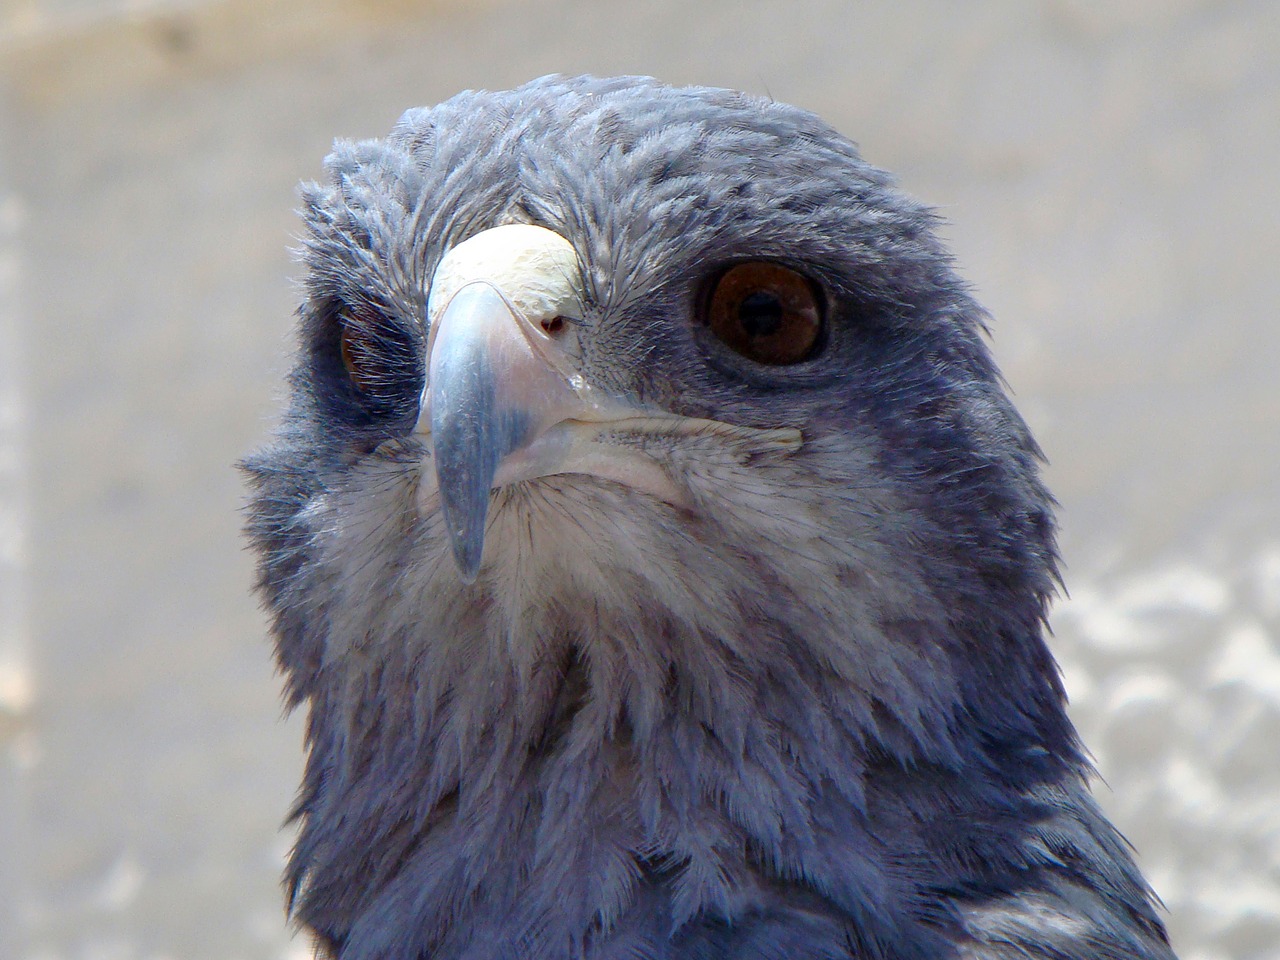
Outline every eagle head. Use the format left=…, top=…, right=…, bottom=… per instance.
left=244, top=75, right=1174, bottom=960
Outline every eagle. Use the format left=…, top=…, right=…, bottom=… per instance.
left=243, top=75, right=1175, bottom=960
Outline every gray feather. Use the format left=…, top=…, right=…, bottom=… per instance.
left=243, top=74, right=1175, bottom=960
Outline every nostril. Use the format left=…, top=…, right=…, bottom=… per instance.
left=541, top=316, right=566, bottom=336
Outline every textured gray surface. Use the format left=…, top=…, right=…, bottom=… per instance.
left=1, top=1, right=1277, bottom=958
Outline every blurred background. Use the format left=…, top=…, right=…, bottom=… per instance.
left=1, top=0, right=1277, bottom=958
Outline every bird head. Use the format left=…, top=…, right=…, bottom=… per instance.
left=243, top=75, right=1170, bottom=960
left=253, top=74, right=1063, bottom=741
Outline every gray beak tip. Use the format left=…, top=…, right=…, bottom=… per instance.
left=434, top=421, right=498, bottom=585
left=450, top=533, right=484, bottom=584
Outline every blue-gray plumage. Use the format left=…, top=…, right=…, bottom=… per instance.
left=243, top=75, right=1176, bottom=960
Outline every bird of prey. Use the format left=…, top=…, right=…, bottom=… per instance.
left=244, top=75, right=1176, bottom=960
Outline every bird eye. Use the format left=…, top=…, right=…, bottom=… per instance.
left=325, top=300, right=422, bottom=424
left=340, top=323, right=380, bottom=393
left=705, top=262, right=823, bottom=365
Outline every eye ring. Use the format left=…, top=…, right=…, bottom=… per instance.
left=704, top=262, right=823, bottom=365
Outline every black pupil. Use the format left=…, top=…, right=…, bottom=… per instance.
left=738, top=291, right=783, bottom=338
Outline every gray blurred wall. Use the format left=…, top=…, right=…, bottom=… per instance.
left=1, top=1, right=1278, bottom=958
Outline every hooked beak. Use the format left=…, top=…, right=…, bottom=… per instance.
left=417, top=224, right=637, bottom=582
left=416, top=223, right=802, bottom=583
left=424, top=281, right=528, bottom=581
left=423, top=277, right=625, bottom=580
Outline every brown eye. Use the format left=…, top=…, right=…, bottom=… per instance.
left=339, top=314, right=383, bottom=393
left=340, top=327, right=371, bottom=391
left=327, top=300, right=421, bottom=420
left=706, top=262, right=823, bottom=365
